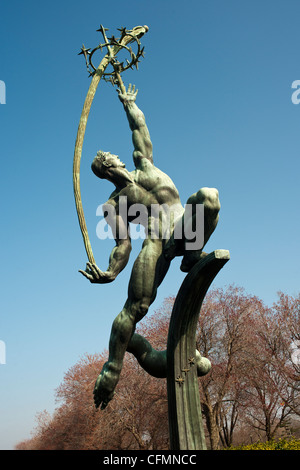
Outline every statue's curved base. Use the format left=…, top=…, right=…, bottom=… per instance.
left=167, top=249, right=230, bottom=450
left=127, top=249, right=230, bottom=451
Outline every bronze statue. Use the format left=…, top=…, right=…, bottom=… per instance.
left=73, top=26, right=230, bottom=449
left=79, top=84, right=221, bottom=410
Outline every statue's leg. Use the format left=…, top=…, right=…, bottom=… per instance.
left=93, top=239, right=170, bottom=409
left=180, top=187, right=220, bottom=272
left=163, top=187, right=220, bottom=271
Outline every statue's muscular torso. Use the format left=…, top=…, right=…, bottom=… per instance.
left=105, top=160, right=184, bottom=240
left=107, top=160, right=183, bottom=214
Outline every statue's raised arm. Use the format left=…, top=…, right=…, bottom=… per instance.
left=117, top=84, right=153, bottom=167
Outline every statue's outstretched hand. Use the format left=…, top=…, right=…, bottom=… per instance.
left=117, top=83, right=138, bottom=104
left=79, top=262, right=115, bottom=284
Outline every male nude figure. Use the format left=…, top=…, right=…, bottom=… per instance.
left=80, top=84, right=220, bottom=409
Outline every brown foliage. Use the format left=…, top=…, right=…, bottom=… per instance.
left=16, top=346, right=169, bottom=450
left=15, top=286, right=300, bottom=450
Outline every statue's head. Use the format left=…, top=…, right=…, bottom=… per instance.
left=92, top=150, right=126, bottom=179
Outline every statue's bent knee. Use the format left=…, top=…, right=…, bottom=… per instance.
left=132, top=300, right=149, bottom=322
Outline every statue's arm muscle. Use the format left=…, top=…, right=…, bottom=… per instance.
left=104, top=202, right=132, bottom=280
left=126, top=103, right=152, bottom=158
left=118, top=85, right=153, bottom=165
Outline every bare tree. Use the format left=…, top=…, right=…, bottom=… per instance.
left=15, top=287, right=300, bottom=450
left=197, top=285, right=262, bottom=449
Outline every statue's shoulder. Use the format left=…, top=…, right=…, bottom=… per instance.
left=133, top=150, right=154, bottom=169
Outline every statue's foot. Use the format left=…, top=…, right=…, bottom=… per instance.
left=180, top=251, right=208, bottom=272
left=93, top=361, right=120, bottom=410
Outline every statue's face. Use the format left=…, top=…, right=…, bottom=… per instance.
left=104, top=153, right=126, bottom=169
left=92, top=152, right=126, bottom=179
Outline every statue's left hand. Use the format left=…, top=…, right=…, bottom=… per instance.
left=79, top=263, right=115, bottom=284
left=117, top=83, right=138, bottom=104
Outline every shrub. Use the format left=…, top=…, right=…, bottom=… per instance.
left=228, top=437, right=300, bottom=450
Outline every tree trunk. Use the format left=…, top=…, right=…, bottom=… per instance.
left=202, top=405, right=220, bottom=450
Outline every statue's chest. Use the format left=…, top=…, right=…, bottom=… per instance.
left=134, top=168, right=166, bottom=194
left=123, top=182, right=155, bottom=208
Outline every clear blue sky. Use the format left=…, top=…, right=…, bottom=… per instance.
left=1, top=0, right=299, bottom=450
